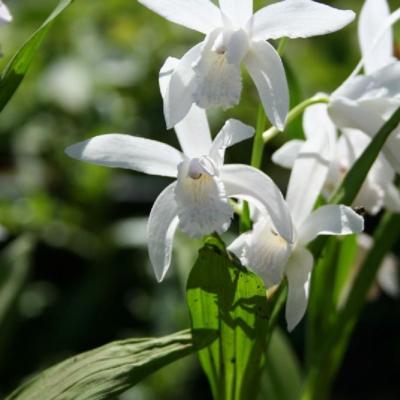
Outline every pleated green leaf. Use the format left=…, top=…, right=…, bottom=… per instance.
left=0, top=0, right=74, bottom=112
left=5, top=329, right=217, bottom=400
left=186, top=245, right=269, bottom=400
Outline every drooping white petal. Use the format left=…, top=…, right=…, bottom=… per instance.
left=161, top=43, right=203, bottom=129
left=358, top=0, right=393, bottom=74
left=303, top=101, right=337, bottom=142
left=0, top=1, right=12, bottom=25
left=384, top=183, right=400, bottom=213
left=272, top=140, right=304, bottom=169
left=229, top=216, right=293, bottom=288
left=175, top=159, right=233, bottom=238
left=159, top=57, right=212, bottom=157
left=192, top=29, right=247, bottom=110
left=219, top=0, right=253, bottom=28
left=286, top=122, right=336, bottom=229
left=209, top=119, right=254, bottom=167
left=298, top=205, right=364, bottom=245
left=147, top=183, right=179, bottom=282
left=221, top=164, right=294, bottom=243
left=250, top=0, right=355, bottom=41
left=65, top=134, right=183, bottom=178
left=138, top=0, right=222, bottom=34
left=244, top=40, right=288, bottom=130
left=285, top=246, right=314, bottom=332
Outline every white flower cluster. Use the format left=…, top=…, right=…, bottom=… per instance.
left=66, top=0, right=400, bottom=330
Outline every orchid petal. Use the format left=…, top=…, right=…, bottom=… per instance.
left=0, top=2, right=12, bottom=25
left=175, top=160, right=233, bottom=238
left=384, top=183, right=400, bottom=213
left=377, top=254, right=399, bottom=298
left=138, top=0, right=221, bottom=34
left=244, top=40, right=288, bottom=130
left=148, top=183, right=179, bottom=282
left=221, top=164, right=294, bottom=243
left=272, top=140, right=304, bottom=169
left=229, top=216, right=292, bottom=288
left=298, top=205, right=364, bottom=245
left=192, top=29, right=244, bottom=110
left=286, top=124, right=336, bottom=228
left=285, top=246, right=313, bottom=332
left=219, top=0, right=253, bottom=28
left=65, top=134, right=183, bottom=178
left=160, top=43, right=203, bottom=129
left=329, top=98, right=400, bottom=174
left=358, top=0, right=393, bottom=74
left=328, top=97, right=385, bottom=136
left=250, top=0, right=355, bottom=41
left=160, top=57, right=212, bottom=157
left=209, top=119, right=254, bottom=167
left=303, top=101, right=337, bottom=142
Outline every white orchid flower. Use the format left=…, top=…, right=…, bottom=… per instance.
left=139, top=0, right=355, bottom=130
left=66, top=75, right=294, bottom=282
left=273, top=101, right=400, bottom=215
left=328, top=0, right=400, bottom=174
left=0, top=1, right=12, bottom=25
left=230, top=120, right=364, bottom=331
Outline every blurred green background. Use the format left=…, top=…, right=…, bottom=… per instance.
left=0, top=0, right=399, bottom=399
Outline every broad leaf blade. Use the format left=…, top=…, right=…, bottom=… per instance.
left=6, top=329, right=216, bottom=400
left=186, top=246, right=269, bottom=400
left=0, top=0, right=74, bottom=112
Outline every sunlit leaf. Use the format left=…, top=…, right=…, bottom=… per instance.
left=186, top=245, right=269, bottom=400
left=0, top=0, right=75, bottom=112
left=5, top=329, right=216, bottom=400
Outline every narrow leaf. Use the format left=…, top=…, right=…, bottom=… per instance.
left=186, top=246, right=269, bottom=400
left=0, top=0, right=74, bottom=112
left=6, top=329, right=216, bottom=400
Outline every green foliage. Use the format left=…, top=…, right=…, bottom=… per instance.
left=260, top=328, right=302, bottom=400
left=0, top=235, right=35, bottom=329
left=186, top=245, right=270, bottom=400
left=5, top=329, right=216, bottom=400
left=0, top=0, right=74, bottom=112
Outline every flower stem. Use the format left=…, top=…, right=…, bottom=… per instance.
left=262, top=96, right=329, bottom=143
left=251, top=104, right=268, bottom=169
left=277, top=37, right=288, bottom=56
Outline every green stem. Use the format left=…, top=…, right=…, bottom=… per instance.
left=251, top=105, right=268, bottom=169
left=262, top=97, right=329, bottom=143
left=277, top=38, right=288, bottom=56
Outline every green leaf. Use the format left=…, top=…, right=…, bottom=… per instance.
left=0, top=235, right=35, bottom=328
left=6, top=329, right=216, bottom=400
left=260, top=328, right=303, bottom=400
left=186, top=246, right=269, bottom=400
left=0, top=0, right=74, bottom=112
